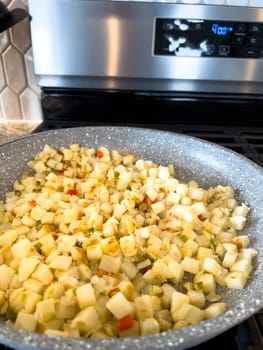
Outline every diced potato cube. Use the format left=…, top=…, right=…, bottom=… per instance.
left=99, top=255, right=121, bottom=274
left=202, top=257, right=222, bottom=276
left=151, top=201, right=165, bottom=215
left=55, top=301, right=77, bottom=320
left=181, top=257, right=200, bottom=274
left=85, top=240, right=103, bottom=258
left=224, top=271, right=248, bottom=289
left=118, top=281, right=135, bottom=300
left=35, top=298, right=56, bottom=323
left=187, top=290, right=205, bottom=308
left=49, top=256, right=72, bottom=271
left=11, top=238, right=31, bottom=259
left=194, top=273, right=215, bottom=293
left=171, top=292, right=190, bottom=315
left=172, top=303, right=205, bottom=325
left=18, top=257, right=40, bottom=282
left=23, top=278, right=45, bottom=294
left=106, top=292, right=133, bottom=319
left=161, top=284, right=176, bottom=309
left=120, top=261, right=138, bottom=280
left=139, top=317, right=160, bottom=336
left=205, top=302, right=226, bottom=319
left=71, top=306, right=100, bottom=335
left=30, top=205, right=47, bottom=221
left=0, top=265, right=15, bottom=291
left=31, top=263, right=54, bottom=285
left=134, top=295, right=154, bottom=320
left=0, top=229, right=18, bottom=247
left=43, top=282, right=65, bottom=300
left=15, top=312, right=37, bottom=332
left=76, top=283, right=96, bottom=309
left=120, top=236, right=138, bottom=257
left=23, top=292, right=42, bottom=314
left=230, top=258, right=252, bottom=275
left=222, top=250, right=238, bottom=268
left=63, top=208, right=79, bottom=224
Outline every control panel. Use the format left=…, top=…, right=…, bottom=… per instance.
left=154, top=18, right=263, bottom=58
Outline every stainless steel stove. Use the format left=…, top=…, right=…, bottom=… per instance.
left=8, top=0, right=263, bottom=349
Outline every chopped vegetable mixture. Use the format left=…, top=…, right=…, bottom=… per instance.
left=0, top=144, right=257, bottom=338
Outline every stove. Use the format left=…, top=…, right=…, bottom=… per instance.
left=5, top=0, right=263, bottom=349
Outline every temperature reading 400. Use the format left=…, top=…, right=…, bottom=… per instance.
left=212, top=23, right=233, bottom=36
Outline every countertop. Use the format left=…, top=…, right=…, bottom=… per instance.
left=0, top=122, right=41, bottom=145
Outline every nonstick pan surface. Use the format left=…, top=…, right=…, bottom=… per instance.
left=0, top=126, right=262, bottom=350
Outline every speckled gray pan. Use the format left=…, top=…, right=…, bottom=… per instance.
left=0, top=126, right=263, bottom=350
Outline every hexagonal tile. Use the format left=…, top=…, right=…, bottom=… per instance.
left=2, top=46, right=27, bottom=94
left=0, top=87, right=22, bottom=120
left=8, top=0, right=26, bottom=11
left=20, top=87, right=43, bottom=121
left=24, top=48, right=41, bottom=94
left=0, top=58, right=6, bottom=92
left=10, top=16, right=31, bottom=54
left=0, top=104, right=3, bottom=120
left=2, top=0, right=12, bottom=6
left=0, top=31, right=10, bottom=54
left=20, top=0, right=28, bottom=6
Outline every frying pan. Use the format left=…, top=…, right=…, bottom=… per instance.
left=0, top=126, right=262, bottom=350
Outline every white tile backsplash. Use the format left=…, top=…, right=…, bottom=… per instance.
left=0, top=0, right=42, bottom=122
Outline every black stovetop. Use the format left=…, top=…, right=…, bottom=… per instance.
left=2, top=90, right=263, bottom=350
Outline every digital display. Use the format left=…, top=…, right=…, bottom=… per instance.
left=154, top=18, right=263, bottom=59
left=211, top=23, right=233, bottom=36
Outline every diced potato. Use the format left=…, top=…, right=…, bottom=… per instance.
left=187, top=290, right=205, bottom=308
left=18, top=257, right=40, bottom=282
left=35, top=298, right=56, bottom=323
left=76, top=283, right=96, bottom=309
left=224, top=271, right=248, bottom=289
left=86, top=244, right=103, bottom=260
left=171, top=292, right=190, bottom=316
left=172, top=303, right=205, bottom=325
left=202, top=257, right=222, bottom=276
left=139, top=317, right=160, bottom=336
left=99, top=255, right=121, bottom=274
left=30, top=205, right=47, bottom=221
left=134, top=295, right=154, bottom=320
left=23, top=278, right=45, bottom=294
left=181, top=257, right=200, bottom=274
left=0, top=144, right=256, bottom=339
left=205, top=302, right=226, bottom=319
left=106, top=292, right=133, bottom=319
left=11, top=238, right=31, bottom=259
left=31, top=263, right=54, bottom=285
left=43, top=282, right=65, bottom=300
left=55, top=301, right=77, bottom=320
left=120, top=261, right=138, bottom=280
left=49, top=255, right=72, bottom=271
left=0, top=229, right=18, bottom=247
left=23, top=292, right=42, bottom=313
left=71, top=306, right=100, bottom=335
left=120, top=236, right=138, bottom=257
left=0, top=264, right=15, bottom=291
left=15, top=312, right=37, bottom=332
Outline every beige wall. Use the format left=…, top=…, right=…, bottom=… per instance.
left=0, top=0, right=42, bottom=122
